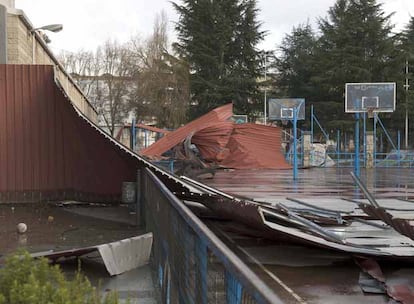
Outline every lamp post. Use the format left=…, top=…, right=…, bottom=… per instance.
left=261, top=50, right=272, bottom=125
left=404, top=60, right=410, bottom=149
left=31, top=24, right=63, bottom=63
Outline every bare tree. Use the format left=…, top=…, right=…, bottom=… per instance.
left=96, top=40, right=132, bottom=136
left=57, top=50, right=100, bottom=97
left=58, top=43, right=133, bottom=136
left=129, top=12, right=189, bottom=129
left=57, top=11, right=190, bottom=134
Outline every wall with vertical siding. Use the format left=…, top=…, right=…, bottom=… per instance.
left=0, top=65, right=139, bottom=202
left=5, top=10, right=98, bottom=123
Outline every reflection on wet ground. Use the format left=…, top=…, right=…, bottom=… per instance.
left=207, top=167, right=414, bottom=200
left=205, top=167, right=414, bottom=303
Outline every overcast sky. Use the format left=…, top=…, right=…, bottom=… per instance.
left=15, top=0, right=414, bottom=54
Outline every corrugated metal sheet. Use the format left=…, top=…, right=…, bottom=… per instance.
left=191, top=121, right=233, bottom=161
left=141, top=104, right=290, bottom=169
left=220, top=124, right=291, bottom=169
left=360, top=203, right=414, bottom=241
left=141, top=103, right=233, bottom=157
left=0, top=65, right=138, bottom=202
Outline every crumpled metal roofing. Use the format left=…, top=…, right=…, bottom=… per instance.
left=141, top=103, right=233, bottom=157
left=191, top=121, right=234, bottom=162
left=220, top=123, right=291, bottom=169
left=141, top=104, right=290, bottom=169
left=356, top=257, right=414, bottom=303
left=359, top=203, right=414, bottom=241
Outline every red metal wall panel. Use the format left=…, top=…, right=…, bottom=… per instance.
left=0, top=65, right=139, bottom=202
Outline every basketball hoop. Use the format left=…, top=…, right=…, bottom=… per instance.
left=367, top=107, right=376, bottom=119
left=281, top=120, right=288, bottom=126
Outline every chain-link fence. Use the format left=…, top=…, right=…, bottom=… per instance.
left=142, top=169, right=282, bottom=304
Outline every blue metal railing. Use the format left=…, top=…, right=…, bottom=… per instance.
left=142, top=168, right=283, bottom=304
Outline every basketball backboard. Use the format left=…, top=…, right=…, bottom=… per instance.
left=345, top=83, right=396, bottom=113
left=231, top=115, right=248, bottom=124
left=268, top=98, right=305, bottom=120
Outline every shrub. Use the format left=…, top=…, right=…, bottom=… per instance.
left=0, top=250, right=119, bottom=304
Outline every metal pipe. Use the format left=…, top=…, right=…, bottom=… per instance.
left=350, top=171, right=380, bottom=208
left=354, top=113, right=360, bottom=177
left=278, top=204, right=344, bottom=244
left=293, top=107, right=298, bottom=180
left=398, top=130, right=401, bottom=167
left=336, top=129, right=340, bottom=165
left=363, top=112, right=366, bottom=166
left=376, top=114, right=397, bottom=151
left=311, top=105, right=314, bottom=144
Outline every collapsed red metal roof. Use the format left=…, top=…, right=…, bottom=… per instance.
left=141, top=104, right=290, bottom=169
left=219, top=123, right=291, bottom=169
left=141, top=103, right=233, bottom=157
left=191, top=121, right=234, bottom=162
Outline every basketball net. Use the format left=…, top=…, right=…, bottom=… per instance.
left=281, top=120, right=288, bottom=126
left=367, top=107, right=376, bottom=119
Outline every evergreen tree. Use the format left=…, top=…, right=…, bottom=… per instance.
left=395, top=17, right=414, bottom=145
left=309, top=0, right=396, bottom=132
left=173, top=0, right=264, bottom=119
left=315, top=0, right=395, bottom=102
left=274, top=22, right=318, bottom=101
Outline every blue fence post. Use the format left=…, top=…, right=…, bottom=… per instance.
left=355, top=113, right=360, bottom=177
left=336, top=129, right=340, bottom=165
left=345, top=132, right=348, bottom=152
left=131, top=118, right=136, bottom=151
left=398, top=130, right=401, bottom=167
left=226, top=271, right=243, bottom=304
left=293, top=107, right=298, bottom=180
left=363, top=112, right=366, bottom=167
left=311, top=104, right=314, bottom=144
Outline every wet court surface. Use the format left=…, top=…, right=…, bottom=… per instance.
left=206, top=167, right=414, bottom=200
left=205, top=167, right=414, bottom=303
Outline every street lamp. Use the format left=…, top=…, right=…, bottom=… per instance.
left=31, top=23, right=63, bottom=63
left=404, top=60, right=410, bottom=149
left=261, top=50, right=273, bottom=125
left=32, top=24, right=63, bottom=33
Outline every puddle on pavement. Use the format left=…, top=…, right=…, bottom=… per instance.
left=0, top=203, right=140, bottom=257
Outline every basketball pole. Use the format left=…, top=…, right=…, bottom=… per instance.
left=354, top=113, right=360, bottom=177
left=293, top=107, right=298, bottom=180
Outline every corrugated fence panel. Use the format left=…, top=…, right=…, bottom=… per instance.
left=0, top=64, right=139, bottom=202
left=0, top=65, right=7, bottom=193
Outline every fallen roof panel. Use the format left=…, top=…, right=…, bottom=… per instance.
left=220, top=123, right=291, bottom=169
left=141, top=103, right=233, bottom=157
